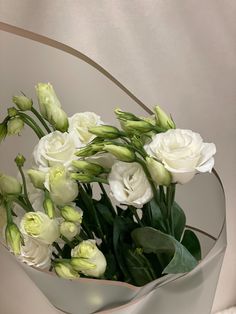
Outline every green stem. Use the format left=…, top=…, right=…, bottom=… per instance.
left=13, top=198, right=31, bottom=212
left=5, top=200, right=13, bottom=224
left=17, top=165, right=34, bottom=212
left=130, top=206, right=144, bottom=227
left=19, top=112, right=45, bottom=138
left=31, top=107, right=51, bottom=133
left=98, top=182, right=116, bottom=216
left=53, top=242, right=63, bottom=256
left=166, top=184, right=176, bottom=236
left=60, top=235, right=74, bottom=248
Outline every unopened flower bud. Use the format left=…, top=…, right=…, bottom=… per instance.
left=72, top=160, right=104, bottom=175
left=122, top=120, right=154, bottom=133
left=7, top=107, right=18, bottom=117
left=154, top=105, right=175, bottom=130
left=54, top=261, right=79, bottom=279
left=0, top=174, right=22, bottom=195
left=43, top=196, right=55, bottom=219
left=114, top=108, right=140, bottom=121
left=70, top=173, right=94, bottom=183
left=35, top=83, right=68, bottom=132
left=104, top=144, right=135, bottom=162
left=88, top=125, right=120, bottom=139
left=7, top=117, right=24, bottom=135
left=14, top=154, right=26, bottom=167
left=5, top=223, right=22, bottom=255
left=60, top=206, right=83, bottom=223
left=60, top=221, right=79, bottom=241
left=75, top=143, right=105, bottom=158
left=146, top=157, right=171, bottom=186
left=12, top=95, right=33, bottom=111
left=71, top=240, right=107, bottom=278
left=27, top=169, right=46, bottom=189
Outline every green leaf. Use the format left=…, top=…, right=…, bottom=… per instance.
left=132, top=227, right=198, bottom=274
left=0, top=122, right=7, bottom=143
left=124, top=248, right=156, bottom=286
left=95, top=202, right=114, bottom=226
left=172, top=201, right=186, bottom=241
left=181, top=229, right=202, bottom=261
left=142, top=199, right=166, bottom=232
left=104, top=251, right=119, bottom=280
left=113, top=216, right=137, bottom=282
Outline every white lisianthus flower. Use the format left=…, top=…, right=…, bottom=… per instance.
left=71, top=240, right=106, bottom=278
left=19, top=235, right=52, bottom=269
left=145, top=129, right=216, bottom=184
left=44, top=165, right=78, bottom=206
left=68, top=112, right=103, bottom=145
left=108, top=161, right=153, bottom=207
left=33, top=131, right=78, bottom=171
left=20, top=211, right=60, bottom=245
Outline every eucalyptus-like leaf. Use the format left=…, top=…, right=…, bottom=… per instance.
left=172, top=201, right=186, bottom=241
left=132, top=227, right=198, bottom=274
left=181, top=229, right=202, bottom=261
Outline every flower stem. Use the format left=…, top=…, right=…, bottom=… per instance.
left=18, top=112, right=45, bottom=138
left=5, top=200, right=13, bottom=224
left=17, top=165, right=34, bottom=212
left=31, top=107, right=51, bottom=133
left=166, top=184, right=176, bottom=236
left=13, top=198, right=31, bottom=212
left=98, top=182, right=116, bottom=216
left=129, top=206, right=144, bottom=227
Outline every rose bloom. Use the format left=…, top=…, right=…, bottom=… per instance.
left=68, top=112, right=103, bottom=145
left=145, top=129, right=216, bottom=184
left=33, top=131, right=78, bottom=171
left=108, top=161, right=153, bottom=207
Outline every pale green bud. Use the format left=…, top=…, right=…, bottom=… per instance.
left=71, top=240, right=107, bottom=278
left=5, top=223, right=22, bottom=255
left=72, top=160, right=104, bottom=175
left=7, top=107, right=18, bottom=117
left=114, top=108, right=140, bottom=121
left=27, top=169, right=46, bottom=189
left=75, top=143, right=105, bottom=158
left=0, top=123, right=7, bottom=143
left=35, top=83, right=68, bottom=132
left=60, top=221, right=79, bottom=241
left=14, top=154, right=26, bottom=167
left=43, top=197, right=55, bottom=219
left=103, top=144, right=135, bottom=162
left=13, top=95, right=33, bottom=111
left=88, top=125, right=120, bottom=139
left=7, top=117, right=24, bottom=135
left=154, top=106, right=175, bottom=130
left=70, top=173, right=94, bottom=183
left=146, top=157, right=172, bottom=186
left=60, top=206, right=83, bottom=223
left=54, top=261, right=79, bottom=279
left=0, top=174, right=22, bottom=195
left=122, top=120, right=154, bottom=133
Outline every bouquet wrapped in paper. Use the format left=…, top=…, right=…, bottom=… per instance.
left=0, top=83, right=224, bottom=314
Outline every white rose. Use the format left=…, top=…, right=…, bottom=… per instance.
left=68, top=112, right=103, bottom=145
left=44, top=165, right=78, bottom=206
left=145, top=129, right=216, bottom=184
left=20, top=211, right=60, bottom=245
left=19, top=235, right=52, bottom=269
left=108, top=161, right=153, bottom=207
left=33, top=131, right=78, bottom=171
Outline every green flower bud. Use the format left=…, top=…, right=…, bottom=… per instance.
left=5, top=223, right=22, bottom=255
left=0, top=122, right=7, bottom=143
left=103, top=144, right=136, bottom=162
left=122, top=120, right=154, bottom=133
left=35, top=83, right=68, bottom=132
left=60, top=206, right=83, bottom=223
left=12, top=95, right=33, bottom=111
left=60, top=221, right=79, bottom=241
left=7, top=107, right=18, bottom=118
left=72, top=160, right=104, bottom=175
left=43, top=197, right=55, bottom=219
left=7, top=117, right=24, bottom=135
left=0, top=174, right=22, bottom=195
left=88, top=125, right=120, bottom=139
left=70, top=173, right=94, bottom=183
left=75, top=143, right=105, bottom=158
left=154, top=105, right=175, bottom=130
left=131, top=135, right=144, bottom=150
left=54, top=261, right=79, bottom=279
left=146, top=157, right=172, bottom=186
left=27, top=169, right=46, bottom=189
left=114, top=108, right=140, bottom=121
left=14, top=154, right=26, bottom=167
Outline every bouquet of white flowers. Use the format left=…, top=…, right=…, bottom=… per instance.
left=0, top=83, right=217, bottom=308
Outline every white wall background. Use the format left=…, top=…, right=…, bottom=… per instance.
left=0, top=1, right=236, bottom=312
